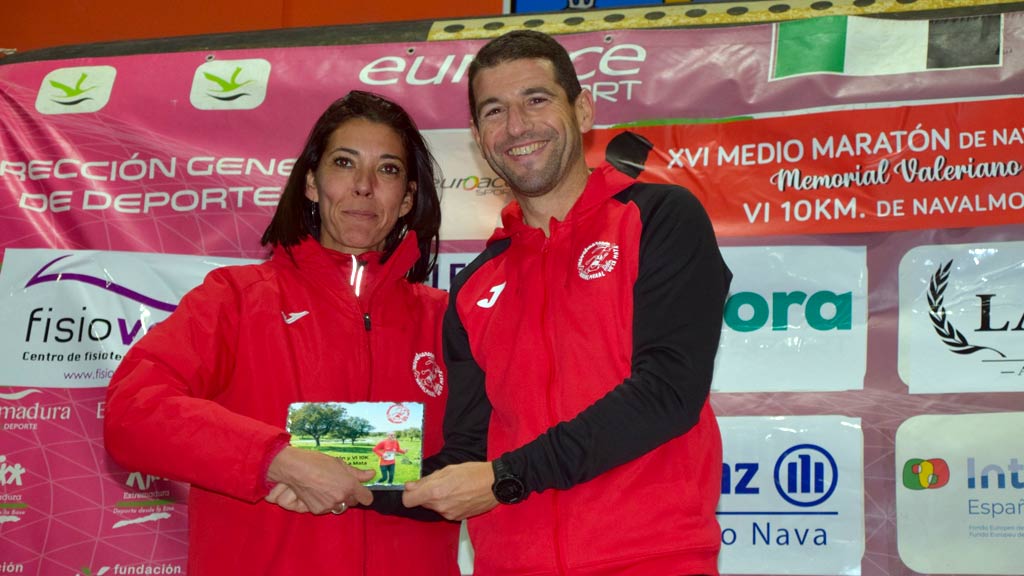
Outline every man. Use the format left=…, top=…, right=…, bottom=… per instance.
left=404, top=30, right=731, bottom=575
left=373, top=432, right=407, bottom=485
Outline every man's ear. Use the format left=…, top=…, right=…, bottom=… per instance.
left=304, top=170, right=319, bottom=202
left=400, top=181, right=416, bottom=218
left=575, top=88, right=596, bottom=134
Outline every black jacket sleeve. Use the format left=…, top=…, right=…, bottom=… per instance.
left=499, top=186, right=732, bottom=495
left=421, top=242, right=508, bottom=475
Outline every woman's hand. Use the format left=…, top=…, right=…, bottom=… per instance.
left=265, top=482, right=308, bottom=512
left=266, top=446, right=374, bottom=514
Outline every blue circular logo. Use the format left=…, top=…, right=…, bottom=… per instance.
left=773, top=443, right=838, bottom=507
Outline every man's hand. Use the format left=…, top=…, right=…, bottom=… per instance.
left=402, top=461, right=498, bottom=521
left=266, top=446, right=374, bottom=514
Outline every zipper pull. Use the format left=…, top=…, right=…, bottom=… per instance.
left=363, top=312, right=371, bottom=331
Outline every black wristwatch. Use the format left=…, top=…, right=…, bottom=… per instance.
left=491, top=458, right=525, bottom=504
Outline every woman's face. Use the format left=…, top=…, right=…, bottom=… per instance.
left=305, top=118, right=415, bottom=255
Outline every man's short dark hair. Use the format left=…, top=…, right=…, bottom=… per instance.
left=468, top=30, right=582, bottom=125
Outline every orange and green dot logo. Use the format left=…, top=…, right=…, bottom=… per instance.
left=903, top=458, right=950, bottom=490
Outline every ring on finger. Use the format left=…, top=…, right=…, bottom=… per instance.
left=331, top=502, right=348, bottom=515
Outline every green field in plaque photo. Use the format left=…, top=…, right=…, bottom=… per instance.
left=287, top=401, right=425, bottom=490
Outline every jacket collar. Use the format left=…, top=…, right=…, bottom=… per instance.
left=489, top=161, right=636, bottom=245
left=273, top=232, right=421, bottom=296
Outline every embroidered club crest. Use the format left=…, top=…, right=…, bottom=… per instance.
left=412, top=352, right=444, bottom=397
left=577, top=241, right=620, bottom=280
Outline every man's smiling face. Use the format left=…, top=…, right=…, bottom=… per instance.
left=471, top=58, right=593, bottom=200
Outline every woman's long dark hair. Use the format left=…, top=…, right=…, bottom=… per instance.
left=261, top=91, right=441, bottom=284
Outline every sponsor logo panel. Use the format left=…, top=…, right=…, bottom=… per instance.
left=896, top=412, right=1024, bottom=574
left=189, top=59, right=271, bottom=111
left=422, top=130, right=510, bottom=241
left=714, top=246, right=868, bottom=392
left=718, top=416, right=865, bottom=575
left=35, top=66, right=117, bottom=115
left=73, top=563, right=185, bottom=575
left=0, top=453, right=29, bottom=528
left=0, top=249, right=257, bottom=389
left=429, top=252, right=482, bottom=292
left=0, top=386, right=188, bottom=574
left=898, top=241, right=1024, bottom=393
left=108, top=468, right=185, bottom=531
left=357, top=41, right=646, bottom=107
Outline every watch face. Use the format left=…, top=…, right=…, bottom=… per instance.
left=494, top=477, right=525, bottom=504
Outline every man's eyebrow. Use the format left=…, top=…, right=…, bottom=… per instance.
left=522, top=86, right=558, bottom=98
left=477, top=86, right=559, bottom=115
left=476, top=96, right=501, bottom=113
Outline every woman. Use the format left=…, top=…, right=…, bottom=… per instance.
left=104, top=91, right=458, bottom=575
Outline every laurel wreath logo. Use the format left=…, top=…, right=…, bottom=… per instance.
left=927, top=260, right=1005, bottom=357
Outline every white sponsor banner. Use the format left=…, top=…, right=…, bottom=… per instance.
left=0, top=249, right=257, bottom=389
left=718, top=415, right=865, bottom=575
left=714, top=246, right=868, bottom=392
left=898, top=241, right=1024, bottom=393
left=895, top=412, right=1024, bottom=574
left=422, top=130, right=509, bottom=242
left=430, top=252, right=480, bottom=291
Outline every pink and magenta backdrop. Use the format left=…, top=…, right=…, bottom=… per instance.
left=2, top=9, right=1024, bottom=576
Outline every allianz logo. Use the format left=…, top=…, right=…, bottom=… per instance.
left=725, top=290, right=852, bottom=332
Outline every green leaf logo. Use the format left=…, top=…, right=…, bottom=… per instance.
left=49, top=72, right=95, bottom=98
left=202, top=66, right=253, bottom=93
left=190, top=59, right=270, bottom=110
left=36, top=66, right=116, bottom=114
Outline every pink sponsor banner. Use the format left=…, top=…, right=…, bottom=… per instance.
left=2, top=11, right=1024, bottom=576
left=4, top=16, right=1024, bottom=257
left=1, top=387, right=189, bottom=575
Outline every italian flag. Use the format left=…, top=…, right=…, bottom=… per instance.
left=772, top=14, right=1001, bottom=79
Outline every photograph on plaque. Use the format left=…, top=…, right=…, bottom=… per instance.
left=286, top=401, right=424, bottom=490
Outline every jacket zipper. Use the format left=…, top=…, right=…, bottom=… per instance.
left=540, top=239, right=569, bottom=576
left=352, top=257, right=373, bottom=399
